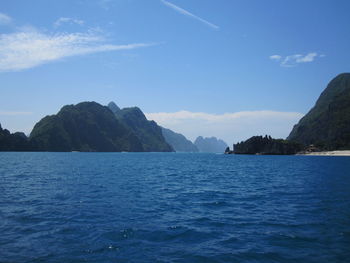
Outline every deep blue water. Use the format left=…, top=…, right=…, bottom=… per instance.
left=0, top=153, right=350, bottom=263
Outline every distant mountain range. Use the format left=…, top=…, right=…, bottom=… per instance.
left=194, top=136, right=228, bottom=153
left=2, top=73, right=349, bottom=153
left=0, top=101, right=204, bottom=152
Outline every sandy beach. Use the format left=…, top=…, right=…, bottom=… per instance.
left=301, top=150, right=350, bottom=156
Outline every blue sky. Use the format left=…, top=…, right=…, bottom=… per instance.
left=1, top=0, right=349, bottom=144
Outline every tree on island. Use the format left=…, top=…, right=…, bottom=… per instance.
left=233, top=135, right=303, bottom=155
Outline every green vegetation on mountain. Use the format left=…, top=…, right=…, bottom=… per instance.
left=108, top=102, right=173, bottom=152
left=234, top=135, right=303, bottom=155
left=30, top=102, right=144, bottom=152
left=161, top=127, right=198, bottom=152
left=1, top=101, right=173, bottom=152
left=194, top=136, right=228, bottom=153
left=0, top=124, right=31, bottom=151
left=288, top=73, right=350, bottom=150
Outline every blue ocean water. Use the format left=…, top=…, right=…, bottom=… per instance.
left=0, top=153, right=350, bottom=263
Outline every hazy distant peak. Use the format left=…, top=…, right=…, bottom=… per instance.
left=108, top=101, right=121, bottom=113
left=194, top=136, right=228, bottom=153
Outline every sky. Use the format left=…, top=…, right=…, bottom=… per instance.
left=1, top=0, right=350, bottom=145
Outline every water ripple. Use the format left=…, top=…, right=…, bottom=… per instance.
left=0, top=152, right=349, bottom=262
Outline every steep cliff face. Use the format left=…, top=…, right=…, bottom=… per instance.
left=108, top=102, right=173, bottom=152
left=161, top=127, right=198, bottom=152
left=288, top=73, right=350, bottom=150
left=30, top=102, right=143, bottom=152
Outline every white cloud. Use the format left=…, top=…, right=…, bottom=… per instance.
left=0, top=111, right=32, bottom=116
left=295, top=52, right=318, bottom=63
left=54, top=17, right=84, bottom=28
left=0, top=28, right=156, bottom=72
left=269, top=55, right=282, bottom=61
left=146, top=110, right=304, bottom=146
left=0, top=13, right=12, bottom=25
left=161, top=0, right=219, bottom=30
left=271, top=52, right=322, bottom=67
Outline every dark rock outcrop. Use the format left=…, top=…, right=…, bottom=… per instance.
left=224, top=147, right=233, bottom=154
left=234, top=135, right=303, bottom=155
left=0, top=123, right=31, bottom=151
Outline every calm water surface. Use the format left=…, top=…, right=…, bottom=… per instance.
left=0, top=153, right=349, bottom=263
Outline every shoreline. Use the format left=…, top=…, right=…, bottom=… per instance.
left=298, top=150, right=350, bottom=156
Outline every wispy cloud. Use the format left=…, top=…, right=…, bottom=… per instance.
left=0, top=28, right=157, bottom=72
left=161, top=0, right=219, bottom=30
left=146, top=110, right=303, bottom=145
left=0, top=111, right=33, bottom=116
left=54, top=17, right=85, bottom=28
left=282, top=53, right=318, bottom=66
left=0, top=13, right=12, bottom=25
left=269, top=55, right=282, bottom=61
left=270, top=52, right=322, bottom=67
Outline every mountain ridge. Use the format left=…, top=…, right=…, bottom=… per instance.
left=30, top=101, right=144, bottom=152
left=288, top=73, right=350, bottom=150
left=161, top=127, right=198, bottom=152
left=108, top=102, right=173, bottom=152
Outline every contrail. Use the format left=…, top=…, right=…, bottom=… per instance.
left=161, top=0, right=219, bottom=30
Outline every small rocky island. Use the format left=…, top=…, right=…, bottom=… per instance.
left=225, top=135, right=302, bottom=155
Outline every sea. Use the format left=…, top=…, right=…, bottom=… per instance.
left=0, top=152, right=349, bottom=263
